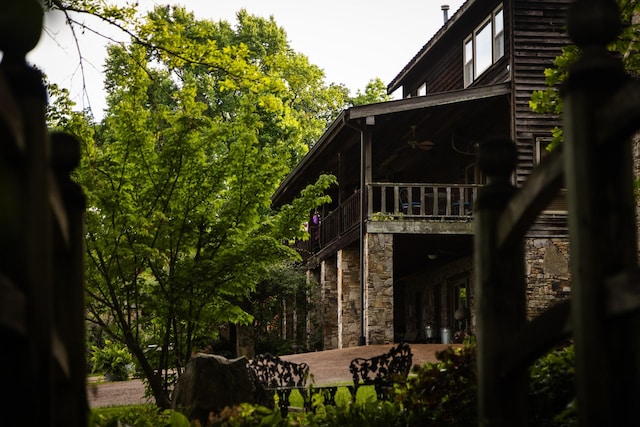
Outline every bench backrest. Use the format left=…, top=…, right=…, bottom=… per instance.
left=250, top=353, right=309, bottom=389
left=349, top=342, right=413, bottom=386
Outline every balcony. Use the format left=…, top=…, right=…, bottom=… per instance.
left=368, top=183, right=478, bottom=218
left=295, top=183, right=478, bottom=262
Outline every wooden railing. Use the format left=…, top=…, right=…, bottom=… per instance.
left=320, top=190, right=360, bottom=247
left=295, top=191, right=360, bottom=258
left=368, top=183, right=479, bottom=218
left=295, top=183, right=479, bottom=261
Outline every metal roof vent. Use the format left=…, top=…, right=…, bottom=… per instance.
left=441, top=4, right=450, bottom=23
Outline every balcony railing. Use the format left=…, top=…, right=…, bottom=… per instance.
left=295, top=183, right=478, bottom=261
left=368, top=183, right=479, bottom=218
left=295, top=191, right=360, bottom=258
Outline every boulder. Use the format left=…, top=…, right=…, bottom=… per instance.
left=172, top=353, right=272, bottom=423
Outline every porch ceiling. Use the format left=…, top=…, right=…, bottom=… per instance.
left=272, top=83, right=511, bottom=207
left=394, top=233, right=473, bottom=278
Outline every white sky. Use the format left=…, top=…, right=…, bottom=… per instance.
left=28, top=0, right=466, bottom=119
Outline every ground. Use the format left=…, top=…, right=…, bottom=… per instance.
left=88, top=343, right=459, bottom=408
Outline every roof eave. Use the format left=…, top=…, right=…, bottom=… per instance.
left=272, top=109, right=349, bottom=204
left=387, top=0, right=477, bottom=94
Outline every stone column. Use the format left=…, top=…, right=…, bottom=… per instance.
left=235, top=323, right=255, bottom=359
left=337, top=246, right=360, bottom=348
left=320, top=257, right=339, bottom=350
left=364, top=233, right=394, bottom=344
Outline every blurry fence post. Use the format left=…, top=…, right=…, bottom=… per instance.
left=0, top=2, right=88, bottom=425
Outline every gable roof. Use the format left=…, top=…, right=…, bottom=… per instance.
left=387, top=0, right=476, bottom=94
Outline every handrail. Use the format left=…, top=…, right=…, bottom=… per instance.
left=296, top=184, right=479, bottom=261
left=368, top=183, right=480, bottom=218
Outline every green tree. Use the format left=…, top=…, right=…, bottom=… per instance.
left=51, top=5, right=340, bottom=408
left=350, top=77, right=391, bottom=106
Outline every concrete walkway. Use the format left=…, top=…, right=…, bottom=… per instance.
left=281, top=343, right=460, bottom=385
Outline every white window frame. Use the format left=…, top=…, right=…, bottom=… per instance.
left=463, top=3, right=505, bottom=87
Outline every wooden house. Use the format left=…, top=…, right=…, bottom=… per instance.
left=272, top=0, right=572, bottom=349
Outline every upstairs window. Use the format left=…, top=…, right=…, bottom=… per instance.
left=417, top=82, right=427, bottom=96
left=464, top=4, right=505, bottom=87
left=464, top=39, right=473, bottom=87
left=494, top=8, right=504, bottom=61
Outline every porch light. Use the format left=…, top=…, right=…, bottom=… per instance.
left=428, top=254, right=438, bottom=260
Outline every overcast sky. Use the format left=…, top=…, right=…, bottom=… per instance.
left=28, top=0, right=466, bottom=119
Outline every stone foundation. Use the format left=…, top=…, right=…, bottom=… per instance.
left=320, top=258, right=338, bottom=349
left=364, top=233, right=394, bottom=344
left=524, top=237, right=570, bottom=319
left=337, top=246, right=361, bottom=348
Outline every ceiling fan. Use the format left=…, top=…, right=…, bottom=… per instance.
left=407, top=125, right=435, bottom=151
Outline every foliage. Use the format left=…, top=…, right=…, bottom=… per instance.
left=92, top=344, right=575, bottom=426
left=317, top=400, right=408, bottom=427
left=394, top=343, right=575, bottom=426
left=252, top=262, right=321, bottom=354
left=396, top=345, right=477, bottom=426
left=529, top=0, right=640, bottom=150
left=371, top=212, right=395, bottom=221
left=528, top=344, right=576, bottom=427
left=349, top=77, right=391, bottom=106
left=90, top=404, right=190, bottom=427
left=47, top=3, right=342, bottom=408
left=89, top=339, right=134, bottom=381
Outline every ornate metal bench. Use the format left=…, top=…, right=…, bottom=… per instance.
left=349, top=342, right=413, bottom=401
left=249, top=353, right=310, bottom=417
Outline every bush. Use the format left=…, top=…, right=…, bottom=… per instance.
left=90, top=404, right=190, bottom=427
left=394, top=343, right=576, bottom=426
left=93, top=344, right=577, bottom=426
left=90, top=339, right=134, bottom=381
left=395, top=345, right=477, bottom=426
left=529, top=343, right=576, bottom=426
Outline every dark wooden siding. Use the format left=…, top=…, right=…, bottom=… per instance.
left=402, top=33, right=464, bottom=97
left=402, top=0, right=507, bottom=97
left=512, top=0, right=571, bottom=187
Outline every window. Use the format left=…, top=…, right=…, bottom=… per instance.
left=535, top=137, right=551, bottom=165
left=463, top=4, right=505, bottom=87
left=494, top=8, right=504, bottom=61
left=417, top=82, right=427, bottom=96
left=464, top=38, right=473, bottom=87
left=536, top=137, right=568, bottom=213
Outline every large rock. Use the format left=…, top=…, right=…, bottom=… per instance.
left=172, top=353, right=272, bottom=423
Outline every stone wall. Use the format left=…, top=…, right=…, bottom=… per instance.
left=364, top=233, right=394, bottom=344
left=524, top=237, right=571, bottom=319
left=320, top=258, right=339, bottom=350
left=337, top=246, right=361, bottom=348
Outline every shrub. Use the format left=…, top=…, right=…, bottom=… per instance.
left=395, top=344, right=477, bottom=426
left=90, top=339, right=134, bottom=381
left=529, top=343, right=576, bottom=426
left=90, top=404, right=190, bottom=427
left=394, top=343, right=576, bottom=426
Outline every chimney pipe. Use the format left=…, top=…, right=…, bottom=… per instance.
left=441, top=4, right=450, bottom=23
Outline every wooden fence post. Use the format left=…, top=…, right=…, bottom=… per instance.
left=0, top=2, right=88, bottom=425
left=563, top=0, right=640, bottom=424
left=474, top=139, right=528, bottom=425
